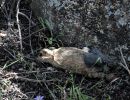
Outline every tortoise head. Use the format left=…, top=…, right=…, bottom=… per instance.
left=37, top=48, right=54, bottom=63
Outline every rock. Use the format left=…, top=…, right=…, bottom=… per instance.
left=30, top=0, right=97, bottom=47
left=0, top=30, right=7, bottom=46
left=128, top=56, right=130, bottom=62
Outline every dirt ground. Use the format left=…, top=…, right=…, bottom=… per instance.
left=0, top=0, right=130, bottom=100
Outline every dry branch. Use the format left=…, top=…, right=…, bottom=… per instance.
left=16, top=0, right=23, bottom=51
left=119, top=45, right=130, bottom=75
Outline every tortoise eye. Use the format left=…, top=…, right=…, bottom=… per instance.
left=39, top=52, right=43, bottom=57
left=39, top=50, right=47, bottom=56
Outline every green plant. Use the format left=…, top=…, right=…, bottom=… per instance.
left=38, top=17, right=52, bottom=31
left=47, top=37, right=57, bottom=45
left=105, top=94, right=111, bottom=100
left=68, top=84, right=93, bottom=100
left=2, top=59, right=20, bottom=70
left=55, top=74, right=95, bottom=100
left=67, top=76, right=95, bottom=100
left=38, top=17, right=56, bottom=45
left=38, top=17, right=64, bottom=46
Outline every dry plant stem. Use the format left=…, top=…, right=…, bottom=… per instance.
left=4, top=71, right=59, bottom=83
left=1, top=3, right=8, bottom=21
left=16, top=76, right=58, bottom=83
left=44, top=82, right=57, bottom=100
left=0, top=0, right=5, bottom=8
left=119, top=46, right=130, bottom=75
left=16, top=11, right=35, bottom=52
left=29, top=11, right=34, bottom=54
left=8, top=0, right=16, bottom=30
left=16, top=0, right=23, bottom=51
left=63, top=89, right=67, bottom=100
left=4, top=48, right=16, bottom=59
left=22, top=27, right=46, bottom=40
left=19, top=12, right=35, bottom=25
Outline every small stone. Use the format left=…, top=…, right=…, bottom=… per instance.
left=47, top=67, right=54, bottom=71
left=128, top=56, right=130, bottom=62
left=118, top=17, right=127, bottom=26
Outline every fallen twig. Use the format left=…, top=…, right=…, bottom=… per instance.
left=44, top=82, right=57, bottom=100
left=4, top=72, right=60, bottom=83
left=119, top=45, right=130, bottom=75
left=0, top=0, right=5, bottom=8
left=16, top=0, right=23, bottom=51
left=16, top=76, right=59, bottom=83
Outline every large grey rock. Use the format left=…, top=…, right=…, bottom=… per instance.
left=30, top=0, right=130, bottom=52
left=31, top=0, right=97, bottom=47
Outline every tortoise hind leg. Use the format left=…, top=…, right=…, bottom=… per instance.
left=87, top=72, right=116, bottom=81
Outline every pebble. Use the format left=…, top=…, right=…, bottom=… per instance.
left=128, top=56, right=130, bottom=62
